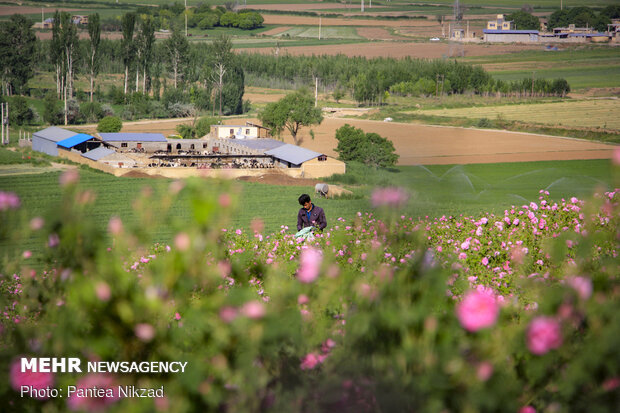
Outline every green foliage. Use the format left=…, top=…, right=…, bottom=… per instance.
left=8, top=96, right=35, bottom=126
left=332, top=88, right=345, bottom=103
left=258, top=89, right=323, bottom=145
left=43, top=92, right=63, bottom=125
left=0, top=14, right=37, bottom=94
left=548, top=6, right=612, bottom=32
left=505, top=10, right=540, bottom=30
left=335, top=124, right=399, bottom=168
left=0, top=175, right=618, bottom=411
left=97, top=115, right=122, bottom=132
left=79, top=101, right=104, bottom=123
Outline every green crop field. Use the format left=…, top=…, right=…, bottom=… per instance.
left=489, top=65, right=620, bottom=91
left=274, top=26, right=363, bottom=40
left=416, top=99, right=620, bottom=130
left=0, top=159, right=614, bottom=255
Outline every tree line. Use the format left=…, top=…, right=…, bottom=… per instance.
left=549, top=5, right=620, bottom=32
left=236, top=54, right=571, bottom=104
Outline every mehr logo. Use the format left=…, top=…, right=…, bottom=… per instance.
left=21, top=358, right=82, bottom=373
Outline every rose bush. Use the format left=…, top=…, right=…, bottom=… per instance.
left=0, top=176, right=618, bottom=412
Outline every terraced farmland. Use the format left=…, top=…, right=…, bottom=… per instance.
left=415, top=99, right=620, bottom=130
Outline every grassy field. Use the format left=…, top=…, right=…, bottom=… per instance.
left=489, top=65, right=620, bottom=91
left=415, top=99, right=620, bottom=130
left=0, top=158, right=614, bottom=246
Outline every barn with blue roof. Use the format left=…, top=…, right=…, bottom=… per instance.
left=32, top=127, right=78, bottom=156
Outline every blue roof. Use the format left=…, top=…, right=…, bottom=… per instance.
left=484, top=29, right=539, bottom=34
left=265, top=144, right=321, bottom=165
left=99, top=133, right=167, bottom=142
left=82, top=147, right=116, bottom=161
left=57, top=133, right=94, bottom=149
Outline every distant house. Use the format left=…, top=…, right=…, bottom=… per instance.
left=487, top=14, right=514, bottom=31
left=553, top=24, right=595, bottom=36
left=210, top=123, right=270, bottom=139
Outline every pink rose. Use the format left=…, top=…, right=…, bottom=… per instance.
left=134, top=323, right=156, bottom=342
left=240, top=300, right=265, bottom=319
left=520, top=406, right=536, bottom=413
left=566, top=276, right=592, bottom=300
left=297, top=248, right=322, bottom=284
left=10, top=358, right=55, bottom=399
left=219, top=306, right=238, bottom=323
left=300, top=352, right=322, bottom=370
left=371, top=187, right=409, bottom=208
left=456, top=291, right=499, bottom=332
left=527, top=317, right=562, bottom=355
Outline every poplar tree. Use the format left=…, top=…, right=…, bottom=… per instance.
left=87, top=13, right=101, bottom=102
left=51, top=11, right=63, bottom=98
left=165, top=26, right=189, bottom=89
left=135, top=16, right=155, bottom=94
left=0, top=14, right=37, bottom=95
left=121, top=13, right=136, bottom=95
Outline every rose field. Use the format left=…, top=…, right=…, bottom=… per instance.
left=1, top=161, right=619, bottom=412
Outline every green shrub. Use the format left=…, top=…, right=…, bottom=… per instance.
left=97, top=115, right=122, bottom=133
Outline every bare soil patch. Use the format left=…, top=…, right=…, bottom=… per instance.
left=243, top=41, right=541, bottom=59
left=239, top=4, right=384, bottom=11
left=74, top=114, right=615, bottom=167
left=262, top=15, right=438, bottom=28
left=261, top=26, right=293, bottom=36
left=0, top=6, right=79, bottom=16
left=356, top=27, right=409, bottom=41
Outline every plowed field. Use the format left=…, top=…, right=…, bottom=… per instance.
left=73, top=117, right=615, bottom=166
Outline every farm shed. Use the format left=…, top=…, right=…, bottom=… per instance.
left=265, top=144, right=345, bottom=178
left=99, top=133, right=167, bottom=153
left=483, top=30, right=539, bottom=43
left=57, top=133, right=101, bottom=154
left=166, top=139, right=210, bottom=154
left=32, top=127, right=78, bottom=157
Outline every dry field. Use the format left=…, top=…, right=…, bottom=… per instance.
left=415, top=99, right=620, bottom=131
left=0, top=6, right=79, bottom=16
left=73, top=116, right=615, bottom=166
left=243, top=41, right=541, bottom=59
left=262, top=14, right=438, bottom=28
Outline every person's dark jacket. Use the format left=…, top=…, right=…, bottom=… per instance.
left=297, top=204, right=327, bottom=231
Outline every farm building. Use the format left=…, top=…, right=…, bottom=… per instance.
left=166, top=139, right=210, bottom=154
left=99, top=133, right=167, bottom=153
left=486, top=14, right=514, bottom=31
left=264, top=143, right=345, bottom=178
left=32, top=127, right=81, bottom=156
left=82, top=147, right=136, bottom=168
left=483, top=29, right=539, bottom=43
left=57, top=133, right=101, bottom=154
left=210, top=123, right=270, bottom=139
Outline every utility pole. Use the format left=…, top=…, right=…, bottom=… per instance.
left=318, top=17, right=321, bottom=40
left=531, top=71, right=535, bottom=97
left=361, top=0, right=364, bottom=13
left=185, top=0, right=188, bottom=36
left=1, top=102, right=9, bottom=145
left=315, top=76, right=319, bottom=107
